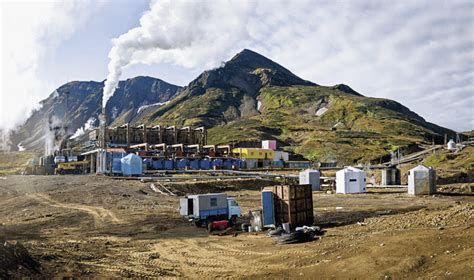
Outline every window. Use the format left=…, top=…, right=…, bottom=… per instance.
left=349, top=179, right=357, bottom=182
left=210, top=198, right=217, bottom=207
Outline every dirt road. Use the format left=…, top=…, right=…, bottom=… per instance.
left=0, top=175, right=472, bottom=279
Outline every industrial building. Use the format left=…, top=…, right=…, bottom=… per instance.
left=88, top=124, right=207, bottom=148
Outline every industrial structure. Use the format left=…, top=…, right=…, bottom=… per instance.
left=88, top=124, right=207, bottom=148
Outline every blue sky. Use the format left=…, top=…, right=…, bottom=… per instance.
left=1, top=0, right=473, bottom=132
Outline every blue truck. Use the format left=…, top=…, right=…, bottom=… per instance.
left=179, top=193, right=242, bottom=227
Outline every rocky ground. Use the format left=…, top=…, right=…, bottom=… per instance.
left=0, top=175, right=472, bottom=279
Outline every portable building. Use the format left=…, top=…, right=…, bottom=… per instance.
left=299, top=169, right=321, bottom=191
left=381, top=167, right=401, bottom=185
left=232, top=148, right=275, bottom=160
left=336, top=166, right=366, bottom=194
left=262, top=184, right=314, bottom=229
left=408, top=165, right=436, bottom=195
left=273, top=151, right=289, bottom=161
left=262, top=140, right=277, bottom=150
left=447, top=139, right=456, bottom=151
left=120, top=154, right=142, bottom=176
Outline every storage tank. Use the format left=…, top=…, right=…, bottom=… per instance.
left=189, top=159, right=200, bottom=170
left=152, top=159, right=163, bottom=170
left=299, top=169, right=321, bottom=191
left=447, top=139, right=456, bottom=150
left=212, top=159, right=223, bottom=169
left=408, top=165, right=436, bottom=195
left=200, top=158, right=211, bottom=170
left=164, top=159, right=174, bottom=170
left=336, top=167, right=366, bottom=194
left=120, top=154, right=143, bottom=176
left=223, top=159, right=232, bottom=169
left=176, top=159, right=189, bottom=169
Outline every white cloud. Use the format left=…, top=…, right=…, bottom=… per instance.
left=105, top=0, right=473, bottom=131
left=0, top=0, right=100, bottom=131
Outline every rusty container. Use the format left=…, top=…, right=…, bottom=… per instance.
left=262, top=184, right=314, bottom=228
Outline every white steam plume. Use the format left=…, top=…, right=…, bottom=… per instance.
left=101, top=0, right=255, bottom=108
left=0, top=1, right=100, bottom=132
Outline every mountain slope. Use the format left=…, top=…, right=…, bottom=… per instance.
left=142, top=49, right=455, bottom=164
left=10, top=76, right=180, bottom=151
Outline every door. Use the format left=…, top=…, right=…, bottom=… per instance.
left=187, top=198, right=193, bottom=215
left=262, top=191, right=275, bottom=227
left=179, top=198, right=188, bottom=216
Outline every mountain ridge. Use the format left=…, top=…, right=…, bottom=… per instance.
left=9, top=49, right=456, bottom=164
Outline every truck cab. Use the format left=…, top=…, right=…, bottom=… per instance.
left=227, top=197, right=241, bottom=221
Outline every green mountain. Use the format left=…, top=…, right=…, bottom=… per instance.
left=139, top=49, right=454, bottom=164
left=11, top=49, right=456, bottom=164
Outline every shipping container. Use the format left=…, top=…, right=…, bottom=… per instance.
left=262, top=184, right=314, bottom=228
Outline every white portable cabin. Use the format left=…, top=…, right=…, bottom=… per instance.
left=336, top=167, right=366, bottom=194
left=408, top=165, right=436, bottom=195
left=299, top=169, right=321, bottom=191
left=447, top=140, right=456, bottom=151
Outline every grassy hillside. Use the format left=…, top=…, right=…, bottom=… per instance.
left=0, top=151, right=40, bottom=175
left=139, top=50, right=455, bottom=165
left=205, top=85, right=450, bottom=164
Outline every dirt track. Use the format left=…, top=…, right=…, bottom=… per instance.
left=0, top=175, right=473, bottom=279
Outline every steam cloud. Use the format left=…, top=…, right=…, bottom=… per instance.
left=101, top=0, right=255, bottom=109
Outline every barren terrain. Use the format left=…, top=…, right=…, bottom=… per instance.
left=0, top=175, right=473, bottom=279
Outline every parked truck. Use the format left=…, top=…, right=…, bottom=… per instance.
left=180, top=193, right=241, bottom=227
